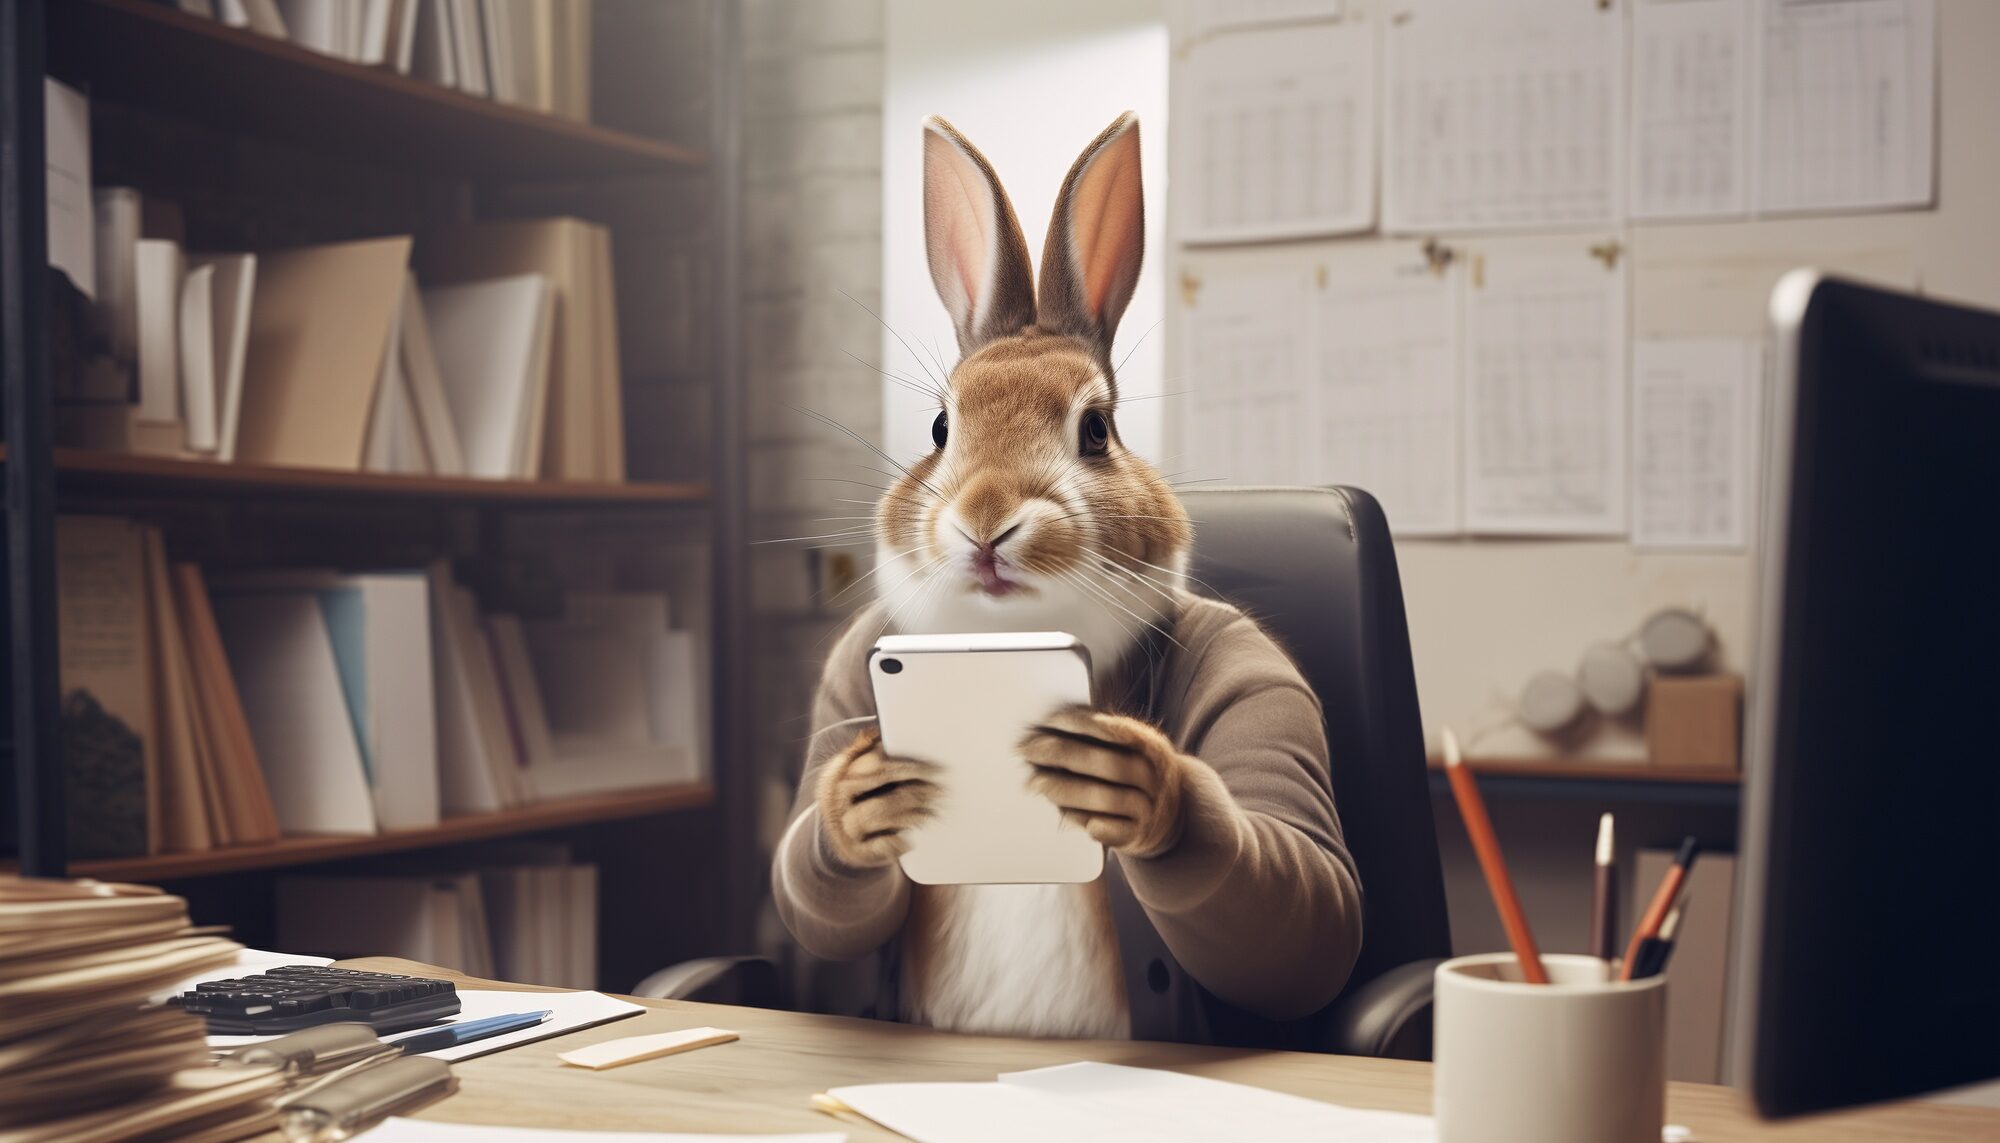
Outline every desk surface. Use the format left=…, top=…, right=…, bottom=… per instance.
left=339, top=957, right=1996, bottom=1142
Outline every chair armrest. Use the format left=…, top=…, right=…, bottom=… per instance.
left=630, top=956, right=785, bottom=1008
left=1320, top=958, right=1442, bottom=1060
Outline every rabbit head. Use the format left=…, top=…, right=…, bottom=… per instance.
left=875, top=113, right=1191, bottom=676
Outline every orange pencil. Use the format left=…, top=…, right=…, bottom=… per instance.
left=1441, top=729, right=1548, bottom=985
left=1620, top=836, right=1700, bottom=982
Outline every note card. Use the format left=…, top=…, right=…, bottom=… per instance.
left=1172, top=19, right=1376, bottom=243
left=1178, top=264, right=1316, bottom=486
left=1314, top=244, right=1463, bottom=536
left=1631, top=0, right=1751, bottom=220
left=1752, top=0, right=1936, bottom=215
left=1631, top=337, right=1761, bottom=551
left=1383, top=0, right=1626, bottom=233
left=1461, top=240, right=1629, bottom=537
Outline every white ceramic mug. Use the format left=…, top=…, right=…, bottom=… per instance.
left=1434, top=953, right=1666, bottom=1143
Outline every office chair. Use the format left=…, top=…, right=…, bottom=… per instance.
left=636, top=486, right=1453, bottom=1060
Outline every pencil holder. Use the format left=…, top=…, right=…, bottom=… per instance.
left=1433, top=953, right=1666, bottom=1143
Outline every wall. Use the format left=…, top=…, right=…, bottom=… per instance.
left=881, top=0, right=1169, bottom=464
left=738, top=0, right=889, bottom=891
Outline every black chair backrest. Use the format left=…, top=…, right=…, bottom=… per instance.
left=1180, top=487, right=1452, bottom=989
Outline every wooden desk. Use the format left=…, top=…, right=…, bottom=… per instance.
left=341, top=958, right=1996, bottom=1142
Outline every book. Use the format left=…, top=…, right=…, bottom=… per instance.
left=176, top=262, right=218, bottom=453
left=392, top=0, right=421, bottom=73
left=275, top=0, right=341, bottom=57
left=234, top=235, right=411, bottom=470
left=449, top=0, right=489, bottom=96
left=210, top=592, right=378, bottom=836
left=188, top=253, right=258, bottom=463
left=416, top=219, right=620, bottom=480
left=551, top=0, right=591, bottom=122
left=426, top=563, right=519, bottom=814
left=132, top=238, right=183, bottom=427
left=171, top=564, right=281, bottom=844
left=361, top=275, right=420, bottom=474
left=142, top=528, right=219, bottom=853
left=395, top=277, right=468, bottom=476
left=90, top=187, right=142, bottom=374
left=317, top=573, right=441, bottom=831
left=276, top=876, right=475, bottom=967
left=478, top=0, right=515, bottom=103
left=412, top=0, right=458, bottom=88
left=422, top=273, right=553, bottom=479
left=359, top=0, right=397, bottom=65
left=55, top=517, right=160, bottom=859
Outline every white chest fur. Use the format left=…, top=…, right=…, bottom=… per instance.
left=903, top=882, right=1131, bottom=1040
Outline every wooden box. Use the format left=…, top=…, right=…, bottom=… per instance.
left=1645, top=673, right=1743, bottom=771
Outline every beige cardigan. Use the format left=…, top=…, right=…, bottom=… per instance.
left=771, top=593, right=1364, bottom=1025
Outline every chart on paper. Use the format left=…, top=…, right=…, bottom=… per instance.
left=1631, top=0, right=1751, bottom=220
left=1172, top=18, right=1375, bottom=243
left=1461, top=242, right=1629, bottom=536
left=1383, top=0, right=1626, bottom=232
left=1631, top=337, right=1760, bottom=551
left=1313, top=245, right=1462, bottom=536
left=1178, top=267, right=1315, bottom=486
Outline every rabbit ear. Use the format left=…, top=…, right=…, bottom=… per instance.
left=1037, top=112, right=1145, bottom=360
left=923, top=117, right=1037, bottom=357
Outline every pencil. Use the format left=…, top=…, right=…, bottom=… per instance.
left=1440, top=728, right=1548, bottom=984
left=1589, top=812, right=1617, bottom=961
left=1631, top=894, right=1687, bottom=980
left=1621, top=836, right=1700, bottom=981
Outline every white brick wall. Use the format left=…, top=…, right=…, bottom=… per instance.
left=740, top=0, right=887, bottom=858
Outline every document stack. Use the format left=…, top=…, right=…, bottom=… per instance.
left=0, top=876, right=283, bottom=1143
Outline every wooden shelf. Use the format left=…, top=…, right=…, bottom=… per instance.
left=1, top=446, right=708, bottom=506
left=39, top=783, right=714, bottom=881
left=48, top=0, right=705, bottom=180
left=1427, top=759, right=1741, bottom=809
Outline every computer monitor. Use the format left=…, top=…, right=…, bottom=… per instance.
left=1729, top=272, right=2000, bottom=1117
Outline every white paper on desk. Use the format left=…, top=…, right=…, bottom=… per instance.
left=1382, top=0, right=1625, bottom=233
left=1461, top=240, right=1629, bottom=536
left=1172, top=0, right=1345, bottom=40
left=1314, top=244, right=1462, bottom=537
left=1171, top=19, right=1375, bottom=243
left=43, top=77, right=95, bottom=299
left=1178, top=264, right=1316, bottom=486
left=1631, top=337, right=1761, bottom=551
left=365, top=1121, right=845, bottom=1143
left=1631, top=0, right=1752, bottom=220
left=205, top=987, right=643, bottom=1061
left=1752, top=0, right=1935, bottom=215
left=831, top=1061, right=1435, bottom=1143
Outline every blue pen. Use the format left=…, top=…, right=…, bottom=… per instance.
left=391, top=1009, right=553, bottom=1056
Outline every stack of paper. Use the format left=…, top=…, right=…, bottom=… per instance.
left=0, top=877, right=280, bottom=1143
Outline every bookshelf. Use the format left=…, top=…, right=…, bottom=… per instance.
left=1, top=0, right=751, bottom=989
left=13, top=783, right=717, bottom=882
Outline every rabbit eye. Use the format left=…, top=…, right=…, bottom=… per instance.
left=1080, top=410, right=1111, bottom=456
left=931, top=410, right=948, bottom=448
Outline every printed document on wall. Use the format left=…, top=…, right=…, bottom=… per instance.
left=1172, top=0, right=1346, bottom=39
left=1178, top=265, right=1315, bottom=486
left=1753, top=0, right=1935, bottom=214
left=1631, top=337, right=1760, bottom=550
left=1462, top=240, right=1628, bottom=536
left=1313, top=244, right=1462, bottom=536
left=1631, top=0, right=1751, bottom=220
left=1172, top=19, right=1376, bottom=243
left=1383, top=0, right=1625, bottom=232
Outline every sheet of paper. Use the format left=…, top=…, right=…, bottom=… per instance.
left=1172, top=19, right=1375, bottom=242
left=1631, top=0, right=1751, bottom=220
left=367, top=1122, right=844, bottom=1143
left=1312, top=244, right=1462, bottom=536
left=1461, top=241, right=1629, bottom=536
left=1383, top=0, right=1625, bottom=232
left=1174, top=0, right=1345, bottom=39
left=1631, top=337, right=1760, bottom=550
left=43, top=77, right=95, bottom=299
left=1752, top=0, right=1935, bottom=214
left=204, top=987, right=643, bottom=1061
left=830, top=1061, right=1435, bottom=1143
left=1178, top=265, right=1316, bottom=485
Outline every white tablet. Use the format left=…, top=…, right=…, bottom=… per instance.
left=868, top=632, right=1104, bottom=885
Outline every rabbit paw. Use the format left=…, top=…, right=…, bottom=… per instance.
left=1020, top=707, right=1192, bottom=858
left=816, top=728, right=938, bottom=870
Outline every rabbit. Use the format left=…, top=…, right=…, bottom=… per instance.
left=774, top=113, right=1364, bottom=1043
